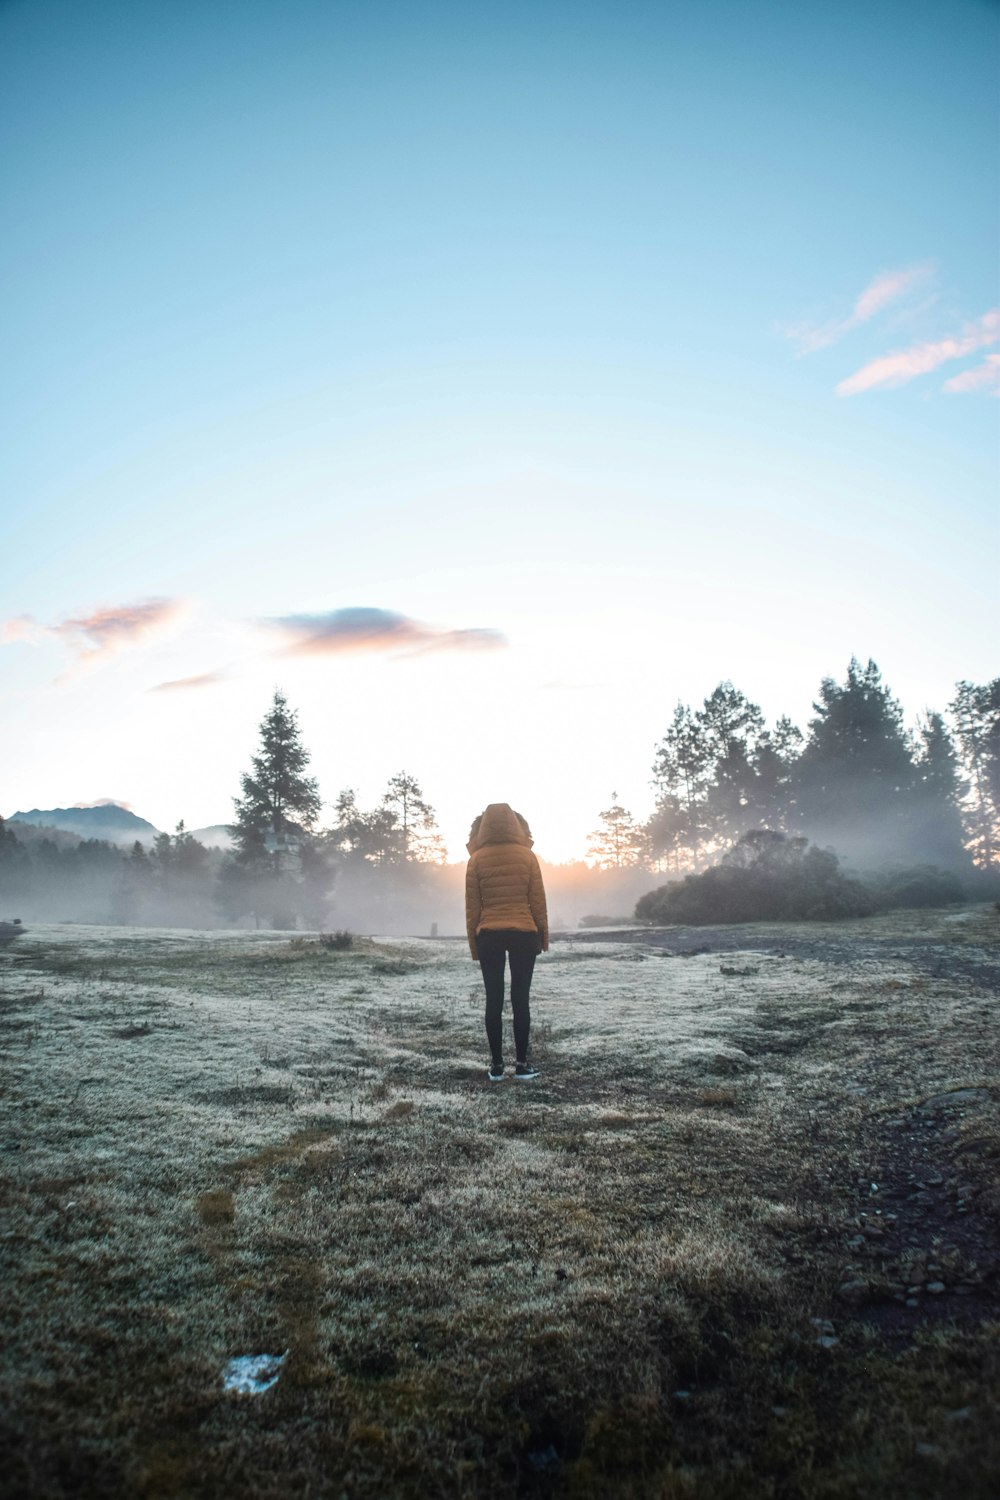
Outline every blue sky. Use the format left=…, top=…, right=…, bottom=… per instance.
left=2, top=0, right=997, bottom=861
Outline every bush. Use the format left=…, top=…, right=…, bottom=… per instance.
left=319, top=930, right=354, bottom=950
left=867, top=866, right=966, bottom=910
left=635, top=830, right=875, bottom=925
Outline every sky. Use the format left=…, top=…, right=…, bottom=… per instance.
left=2, top=0, right=998, bottom=863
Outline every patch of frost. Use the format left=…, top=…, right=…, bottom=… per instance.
left=221, top=1351, right=288, bottom=1395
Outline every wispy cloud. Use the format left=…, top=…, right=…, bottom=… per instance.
left=0, top=614, right=43, bottom=645
left=73, top=798, right=133, bottom=810
left=787, top=263, right=934, bottom=355
left=268, top=607, right=507, bottom=658
left=2, top=597, right=187, bottom=680
left=149, top=670, right=229, bottom=693
left=836, top=309, right=1000, bottom=395
left=54, top=599, right=185, bottom=664
left=942, top=352, right=1000, bottom=395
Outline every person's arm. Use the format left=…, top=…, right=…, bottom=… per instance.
left=528, top=853, right=549, bottom=952
left=465, top=858, right=482, bottom=960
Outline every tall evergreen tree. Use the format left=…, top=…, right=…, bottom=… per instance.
left=697, top=684, right=766, bottom=848
left=793, top=659, right=918, bottom=865
left=587, top=792, right=649, bottom=869
left=751, top=716, right=803, bottom=831
left=381, top=772, right=446, bottom=863
left=950, top=679, right=1000, bottom=869
left=231, top=690, right=322, bottom=865
left=911, top=712, right=969, bottom=870
left=652, top=684, right=794, bottom=862
left=645, top=793, right=687, bottom=872
left=224, top=690, right=326, bottom=927
left=651, top=703, right=712, bottom=865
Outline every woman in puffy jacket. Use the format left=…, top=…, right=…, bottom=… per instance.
left=465, top=803, right=549, bottom=1082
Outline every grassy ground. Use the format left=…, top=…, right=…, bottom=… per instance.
left=1, top=909, right=998, bottom=1498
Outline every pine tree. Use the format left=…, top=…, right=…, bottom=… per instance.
left=587, top=793, right=649, bottom=869
left=950, top=679, right=1000, bottom=869
left=911, top=712, right=969, bottom=870
left=793, top=659, right=918, bottom=865
left=751, top=716, right=803, bottom=831
left=697, top=684, right=766, bottom=848
left=651, top=703, right=712, bottom=865
left=224, top=691, right=327, bottom=928
left=381, top=772, right=446, bottom=863
left=231, top=690, right=322, bottom=866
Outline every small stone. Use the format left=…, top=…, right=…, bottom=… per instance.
left=816, top=1335, right=839, bottom=1349
left=771, top=1405, right=787, bottom=1417
left=905, top=1298, right=920, bottom=1308
left=674, top=1389, right=692, bottom=1400
left=926, top=1281, right=946, bottom=1294
left=906, top=1286, right=923, bottom=1296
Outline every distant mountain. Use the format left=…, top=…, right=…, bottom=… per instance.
left=8, top=805, right=160, bottom=847
left=189, top=824, right=234, bottom=851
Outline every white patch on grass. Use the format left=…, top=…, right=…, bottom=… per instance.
left=221, top=1351, right=288, bottom=1394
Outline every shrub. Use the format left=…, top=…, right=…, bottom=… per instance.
left=635, top=830, right=875, bottom=925
left=867, top=866, right=966, bottom=910
left=319, top=930, right=354, bottom=950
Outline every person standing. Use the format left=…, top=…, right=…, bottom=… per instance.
left=465, top=803, right=549, bottom=1081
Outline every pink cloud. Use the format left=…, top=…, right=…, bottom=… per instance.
left=851, top=266, right=931, bottom=323
left=788, top=263, right=934, bottom=354
left=268, top=607, right=506, bottom=658
left=0, top=614, right=42, bottom=645
left=836, top=309, right=1000, bottom=395
left=942, top=353, right=1000, bottom=395
left=3, top=597, right=188, bottom=681
left=74, top=798, right=133, bottom=811
left=54, top=598, right=185, bottom=663
left=150, top=670, right=228, bottom=692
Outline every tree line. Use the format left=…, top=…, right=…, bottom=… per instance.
left=586, top=660, right=999, bottom=883
left=0, top=693, right=450, bottom=928
left=2, top=661, right=997, bottom=929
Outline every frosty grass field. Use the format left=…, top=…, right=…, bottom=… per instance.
left=2, top=909, right=998, bottom=1498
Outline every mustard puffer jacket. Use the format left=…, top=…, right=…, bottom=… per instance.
left=465, top=803, right=549, bottom=961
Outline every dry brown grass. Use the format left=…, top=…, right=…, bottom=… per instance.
left=1, top=911, right=998, bottom=1497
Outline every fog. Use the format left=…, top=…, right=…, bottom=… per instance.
left=0, top=820, right=664, bottom=937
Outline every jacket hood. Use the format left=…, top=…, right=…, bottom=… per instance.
left=467, top=803, right=533, bottom=854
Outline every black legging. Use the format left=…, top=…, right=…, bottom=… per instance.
left=477, top=928, right=537, bottom=1063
